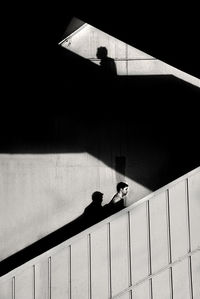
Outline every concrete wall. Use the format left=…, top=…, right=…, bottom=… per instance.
left=1, top=89, right=199, bottom=261
left=0, top=153, right=150, bottom=261
left=60, top=23, right=199, bottom=87
left=1, top=19, right=199, bottom=263
left=1, top=168, right=199, bottom=298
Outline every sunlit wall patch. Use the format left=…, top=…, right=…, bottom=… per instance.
left=59, top=17, right=199, bottom=87
left=59, top=18, right=155, bottom=76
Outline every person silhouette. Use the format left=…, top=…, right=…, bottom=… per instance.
left=83, top=191, right=104, bottom=226
left=96, top=47, right=117, bottom=76
left=103, top=182, right=129, bottom=217
left=110, top=182, right=128, bottom=208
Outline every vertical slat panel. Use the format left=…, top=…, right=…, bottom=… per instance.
left=108, top=222, right=112, bottom=299
left=166, top=190, right=173, bottom=299
left=132, top=280, right=150, bottom=299
left=118, top=291, right=131, bottom=298
left=191, top=251, right=200, bottom=299
left=110, top=214, right=129, bottom=297
left=15, top=267, right=34, bottom=299
left=152, top=270, right=171, bottom=299
left=169, top=180, right=188, bottom=261
left=172, top=259, right=190, bottom=299
left=186, top=179, right=194, bottom=299
left=130, top=203, right=149, bottom=283
left=90, top=225, right=109, bottom=299
left=127, top=212, right=132, bottom=299
left=188, top=172, right=200, bottom=250
left=35, top=258, right=49, bottom=299
left=71, top=236, right=89, bottom=299
left=146, top=201, right=153, bottom=299
left=0, top=278, right=12, bottom=299
left=51, top=247, right=70, bottom=299
left=149, top=192, right=168, bottom=273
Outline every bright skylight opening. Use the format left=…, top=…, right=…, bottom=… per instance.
left=59, top=18, right=200, bottom=87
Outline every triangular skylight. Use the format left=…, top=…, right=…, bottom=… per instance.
left=59, top=18, right=199, bottom=87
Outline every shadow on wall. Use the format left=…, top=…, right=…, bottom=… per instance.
left=96, top=46, right=117, bottom=76
left=1, top=45, right=200, bottom=198
left=0, top=191, right=124, bottom=276
left=1, top=37, right=200, bottom=277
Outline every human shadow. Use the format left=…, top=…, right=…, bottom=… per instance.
left=96, top=46, right=117, bottom=76
left=0, top=191, right=116, bottom=276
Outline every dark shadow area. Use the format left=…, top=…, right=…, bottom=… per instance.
left=0, top=190, right=124, bottom=276
left=1, top=5, right=199, bottom=276
left=1, top=43, right=199, bottom=191
left=29, top=4, right=199, bottom=78
left=61, top=17, right=85, bottom=40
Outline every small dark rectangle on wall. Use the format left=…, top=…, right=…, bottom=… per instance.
left=115, top=156, right=126, bottom=177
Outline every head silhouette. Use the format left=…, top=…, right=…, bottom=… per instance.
left=96, top=47, right=108, bottom=59
left=96, top=46, right=117, bottom=75
left=92, top=191, right=103, bottom=205
left=116, top=182, right=128, bottom=192
left=116, top=182, right=129, bottom=197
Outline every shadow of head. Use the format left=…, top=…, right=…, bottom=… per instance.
left=96, top=46, right=117, bottom=76
left=96, top=46, right=108, bottom=59
left=92, top=191, right=104, bottom=205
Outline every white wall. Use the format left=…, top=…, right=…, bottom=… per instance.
left=60, top=23, right=200, bottom=87
left=0, top=154, right=150, bottom=261
left=1, top=168, right=199, bottom=298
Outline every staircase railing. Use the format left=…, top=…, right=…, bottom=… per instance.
left=0, top=167, right=199, bottom=299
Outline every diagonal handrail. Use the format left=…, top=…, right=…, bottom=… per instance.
left=0, top=166, right=199, bottom=281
